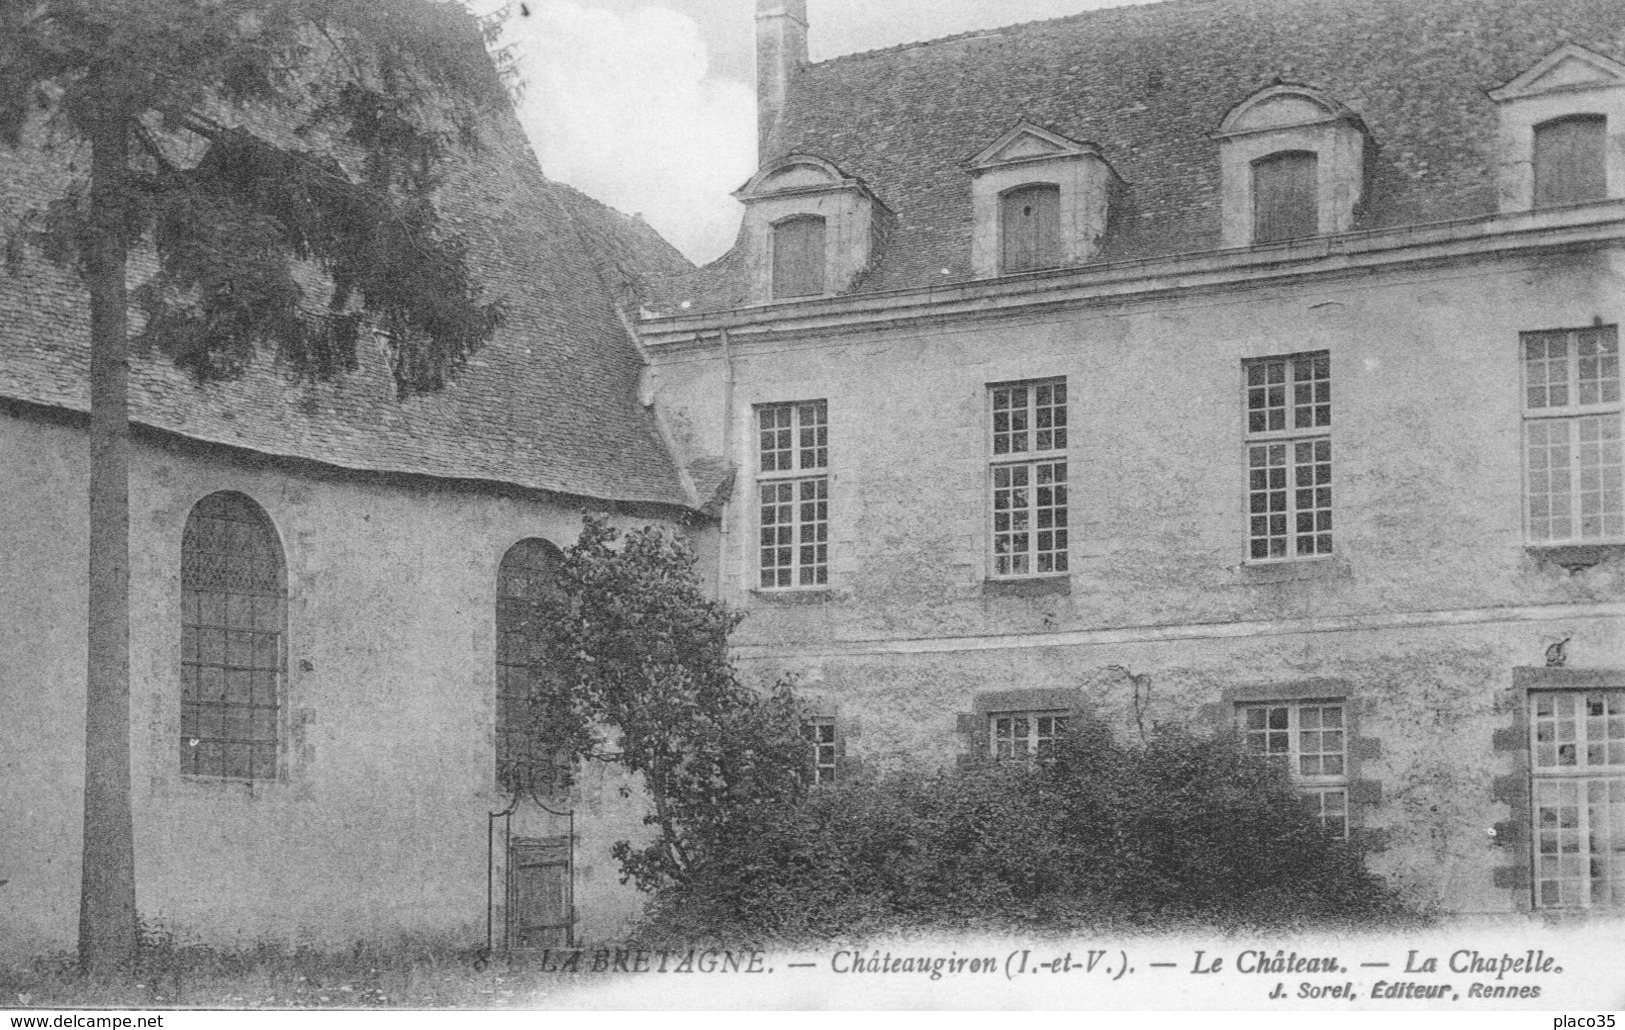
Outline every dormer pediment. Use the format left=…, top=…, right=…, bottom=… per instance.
left=1217, top=85, right=1363, bottom=139
left=966, top=122, right=1101, bottom=173
left=735, top=153, right=867, bottom=200
left=1489, top=44, right=1625, bottom=103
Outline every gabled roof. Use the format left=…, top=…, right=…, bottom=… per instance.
left=647, top=0, right=1625, bottom=312
left=0, top=83, right=692, bottom=508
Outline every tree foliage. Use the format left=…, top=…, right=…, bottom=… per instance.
left=522, top=515, right=811, bottom=893
left=1, top=0, right=508, bottom=394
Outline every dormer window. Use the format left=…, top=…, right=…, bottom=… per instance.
left=1000, top=183, right=1061, bottom=272
left=1215, top=85, right=1369, bottom=248
left=772, top=214, right=826, bottom=298
left=1490, top=45, right=1625, bottom=215
left=734, top=154, right=891, bottom=304
left=1251, top=151, right=1318, bottom=243
left=966, top=121, right=1121, bottom=279
left=1534, top=115, right=1607, bottom=208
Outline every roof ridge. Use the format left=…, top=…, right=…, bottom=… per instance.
left=805, top=0, right=1227, bottom=69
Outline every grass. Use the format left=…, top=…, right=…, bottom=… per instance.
left=0, top=930, right=587, bottom=1010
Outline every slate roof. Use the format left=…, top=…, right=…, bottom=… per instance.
left=0, top=77, right=694, bottom=508
left=649, top=0, right=1625, bottom=311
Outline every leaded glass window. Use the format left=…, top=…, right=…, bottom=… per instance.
left=180, top=491, right=284, bottom=780
left=1245, top=353, right=1332, bottom=560
left=990, top=380, right=1069, bottom=577
left=497, top=538, right=570, bottom=797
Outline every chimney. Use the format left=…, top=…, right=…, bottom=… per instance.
left=756, top=0, right=807, bottom=160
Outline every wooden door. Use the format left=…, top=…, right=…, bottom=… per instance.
left=507, top=836, right=572, bottom=949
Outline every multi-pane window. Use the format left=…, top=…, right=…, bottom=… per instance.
left=497, top=538, right=570, bottom=797
left=1523, top=326, right=1622, bottom=544
left=180, top=491, right=284, bottom=780
left=1001, top=183, right=1062, bottom=273
left=1533, top=115, right=1608, bottom=209
left=990, top=711, right=1068, bottom=760
left=1252, top=151, right=1319, bottom=243
left=802, top=718, right=838, bottom=785
left=990, top=380, right=1068, bottom=576
left=758, top=400, right=829, bottom=588
left=1245, top=353, right=1332, bottom=560
left=772, top=215, right=826, bottom=299
left=1238, top=701, right=1348, bottom=836
left=1530, top=689, right=1625, bottom=908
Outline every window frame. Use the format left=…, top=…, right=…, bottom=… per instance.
left=179, top=491, right=286, bottom=782
left=1236, top=699, right=1350, bottom=837
left=988, top=378, right=1070, bottom=579
left=1243, top=351, right=1333, bottom=563
left=496, top=537, right=572, bottom=798
left=1521, top=325, right=1622, bottom=548
left=801, top=717, right=839, bottom=785
left=1528, top=687, right=1625, bottom=909
left=988, top=709, right=1069, bottom=761
left=755, top=399, right=830, bottom=590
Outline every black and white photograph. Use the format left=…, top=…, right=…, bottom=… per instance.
left=2, top=0, right=1624, bottom=1015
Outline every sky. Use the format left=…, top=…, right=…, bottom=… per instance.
left=488, top=0, right=1160, bottom=264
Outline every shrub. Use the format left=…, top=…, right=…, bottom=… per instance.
left=632, top=718, right=1413, bottom=943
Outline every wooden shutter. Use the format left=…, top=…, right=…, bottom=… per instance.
left=1001, top=183, right=1061, bottom=272
left=1535, top=115, right=1607, bottom=208
left=1252, top=151, right=1319, bottom=243
left=772, top=215, right=826, bottom=298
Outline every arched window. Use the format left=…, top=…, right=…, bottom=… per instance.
left=180, top=491, right=284, bottom=779
left=1535, top=115, right=1607, bottom=208
left=1252, top=151, right=1319, bottom=243
left=496, top=537, right=568, bottom=796
left=1000, top=183, right=1061, bottom=273
left=771, top=214, right=826, bottom=299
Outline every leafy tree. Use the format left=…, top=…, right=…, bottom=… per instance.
left=527, top=514, right=810, bottom=893
left=1, top=0, right=508, bottom=973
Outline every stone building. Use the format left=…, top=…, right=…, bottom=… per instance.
left=639, top=0, right=1625, bottom=916
left=0, top=41, right=701, bottom=958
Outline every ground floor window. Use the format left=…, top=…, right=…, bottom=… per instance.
left=990, top=710, right=1067, bottom=760
left=1237, top=700, right=1348, bottom=836
left=802, top=717, right=838, bottom=784
left=1531, top=689, right=1625, bottom=908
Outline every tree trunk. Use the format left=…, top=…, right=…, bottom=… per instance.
left=78, top=108, right=137, bottom=977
